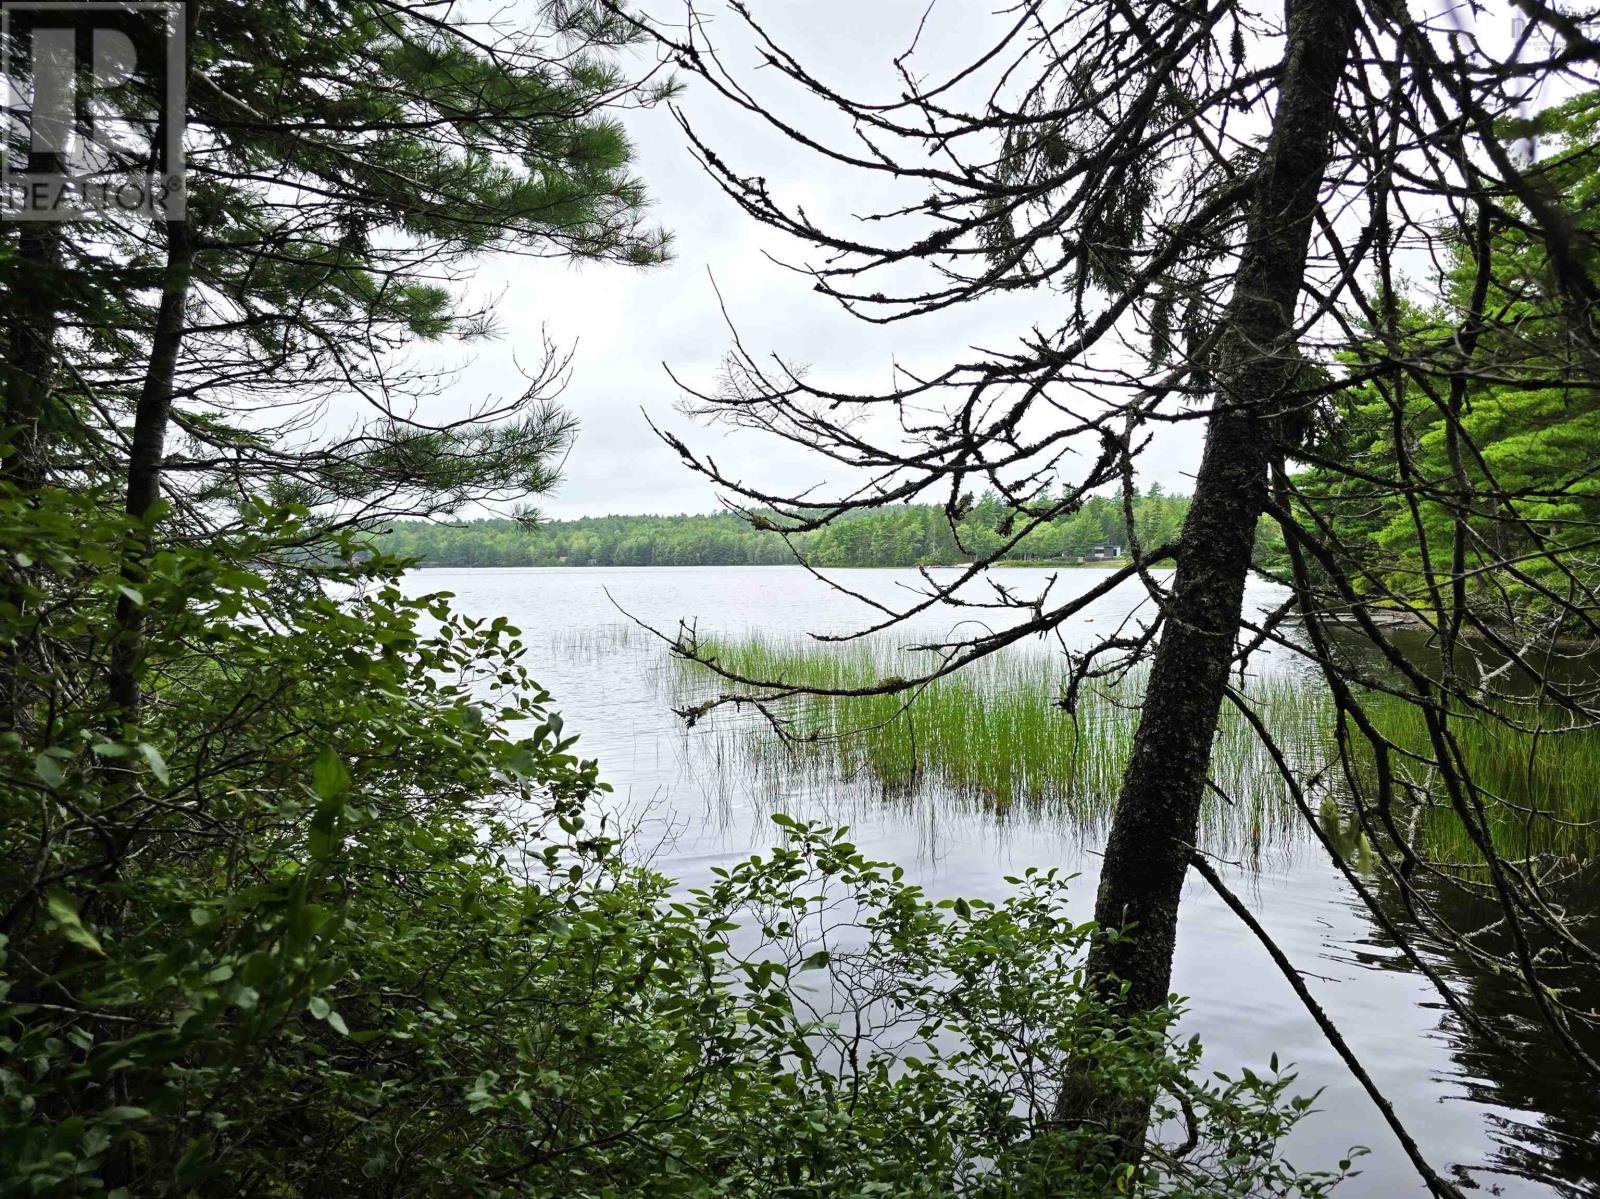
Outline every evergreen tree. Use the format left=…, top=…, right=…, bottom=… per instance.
left=1295, top=90, right=1600, bottom=631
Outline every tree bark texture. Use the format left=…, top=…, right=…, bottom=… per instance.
left=1086, top=0, right=1358, bottom=1012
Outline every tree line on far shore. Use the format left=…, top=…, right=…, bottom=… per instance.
left=379, top=489, right=1192, bottom=568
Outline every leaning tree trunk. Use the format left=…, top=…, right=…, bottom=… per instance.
left=1085, top=0, right=1358, bottom=1018
left=108, top=219, right=194, bottom=725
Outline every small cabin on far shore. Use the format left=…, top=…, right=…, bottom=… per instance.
left=1075, top=543, right=1123, bottom=563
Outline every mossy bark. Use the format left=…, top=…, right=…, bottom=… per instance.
left=1074, top=0, right=1359, bottom=1124
left=1, top=223, right=65, bottom=725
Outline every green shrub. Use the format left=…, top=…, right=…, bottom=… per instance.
left=0, top=491, right=1345, bottom=1196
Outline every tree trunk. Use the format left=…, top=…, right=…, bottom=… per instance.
left=1, top=223, right=66, bottom=726
left=2, top=222, right=65, bottom=491
left=108, top=219, right=195, bottom=724
left=1085, top=0, right=1357, bottom=1015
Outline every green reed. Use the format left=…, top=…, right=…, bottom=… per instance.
left=1354, top=689, right=1600, bottom=863
left=669, top=631, right=1600, bottom=866
left=669, top=634, right=1324, bottom=857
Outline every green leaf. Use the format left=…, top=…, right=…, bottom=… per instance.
left=45, top=889, right=104, bottom=955
left=174, top=1134, right=214, bottom=1185
left=137, top=742, right=170, bottom=785
left=33, top=752, right=65, bottom=789
left=312, top=747, right=351, bottom=801
left=308, top=752, right=348, bottom=860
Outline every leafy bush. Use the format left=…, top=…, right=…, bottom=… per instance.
left=0, top=491, right=1344, bottom=1196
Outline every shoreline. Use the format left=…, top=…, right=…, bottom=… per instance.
left=409, top=559, right=1133, bottom=571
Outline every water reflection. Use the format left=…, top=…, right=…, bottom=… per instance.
left=1347, top=855, right=1600, bottom=1196
left=409, top=565, right=1598, bottom=1197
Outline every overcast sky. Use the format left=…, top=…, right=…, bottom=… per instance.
left=419, top=0, right=1522, bottom=521
left=410, top=1, right=1207, bottom=519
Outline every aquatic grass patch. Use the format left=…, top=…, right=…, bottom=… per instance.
left=1353, top=689, right=1600, bottom=863
left=667, top=633, right=1333, bottom=857
left=668, top=632, right=1600, bottom=866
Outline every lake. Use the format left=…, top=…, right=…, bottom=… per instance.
left=407, top=564, right=1598, bottom=1198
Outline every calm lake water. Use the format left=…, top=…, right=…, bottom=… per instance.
left=407, top=565, right=1597, bottom=1198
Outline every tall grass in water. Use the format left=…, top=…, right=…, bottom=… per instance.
left=669, top=634, right=1329, bottom=858
left=1357, top=690, right=1600, bottom=864
left=669, top=633, right=1600, bottom=865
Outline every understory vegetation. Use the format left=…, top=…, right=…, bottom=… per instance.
left=0, top=495, right=1348, bottom=1197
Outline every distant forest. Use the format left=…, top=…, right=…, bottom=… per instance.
left=379, top=490, right=1192, bottom=568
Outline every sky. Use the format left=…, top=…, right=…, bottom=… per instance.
left=420, top=0, right=1530, bottom=521
left=429, top=0, right=1208, bottom=520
